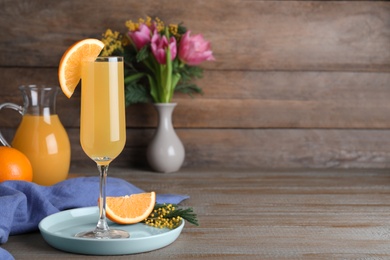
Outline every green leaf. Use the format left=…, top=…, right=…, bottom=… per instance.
left=125, top=83, right=151, bottom=106
left=171, top=73, right=181, bottom=99
left=124, top=73, right=145, bottom=85
left=146, top=74, right=160, bottom=103
left=177, top=23, right=187, bottom=35
left=179, top=65, right=203, bottom=83
left=136, top=46, right=150, bottom=63
left=164, top=48, right=173, bottom=103
left=175, top=83, right=203, bottom=97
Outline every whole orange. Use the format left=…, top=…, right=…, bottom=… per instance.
left=0, top=146, right=33, bottom=182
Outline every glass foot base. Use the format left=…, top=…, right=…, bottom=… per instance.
left=75, top=229, right=130, bottom=239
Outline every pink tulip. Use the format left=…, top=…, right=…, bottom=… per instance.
left=128, top=23, right=152, bottom=50
left=178, top=31, right=215, bottom=65
left=151, top=30, right=177, bottom=65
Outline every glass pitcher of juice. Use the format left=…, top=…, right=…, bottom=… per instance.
left=0, top=85, right=71, bottom=186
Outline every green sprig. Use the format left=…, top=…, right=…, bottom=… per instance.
left=143, top=203, right=199, bottom=229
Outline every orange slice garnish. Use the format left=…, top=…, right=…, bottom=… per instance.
left=58, top=38, right=104, bottom=98
left=105, top=192, right=156, bottom=224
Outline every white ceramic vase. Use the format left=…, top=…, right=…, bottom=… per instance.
left=147, top=103, right=185, bottom=173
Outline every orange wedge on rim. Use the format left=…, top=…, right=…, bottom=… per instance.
left=58, top=38, right=105, bottom=98
left=105, top=192, right=156, bottom=225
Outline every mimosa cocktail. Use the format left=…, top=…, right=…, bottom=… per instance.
left=80, top=58, right=126, bottom=162
left=76, top=56, right=128, bottom=239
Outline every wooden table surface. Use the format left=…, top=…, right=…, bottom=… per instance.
left=3, top=167, right=390, bottom=259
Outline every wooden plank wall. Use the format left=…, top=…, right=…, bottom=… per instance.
left=0, top=0, right=389, bottom=170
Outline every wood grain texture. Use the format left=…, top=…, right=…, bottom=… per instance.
left=3, top=127, right=390, bottom=169
left=0, top=0, right=389, bottom=169
left=3, top=168, right=390, bottom=259
left=1, top=68, right=389, bottom=129
left=78, top=128, right=390, bottom=169
left=0, top=1, right=389, bottom=71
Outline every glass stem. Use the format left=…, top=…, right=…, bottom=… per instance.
left=95, top=164, right=110, bottom=237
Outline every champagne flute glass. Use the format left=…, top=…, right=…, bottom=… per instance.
left=75, top=56, right=128, bottom=239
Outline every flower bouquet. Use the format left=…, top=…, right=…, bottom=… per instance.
left=101, top=17, right=215, bottom=106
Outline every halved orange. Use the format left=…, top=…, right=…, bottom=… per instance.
left=58, top=38, right=104, bottom=98
left=106, top=192, right=156, bottom=224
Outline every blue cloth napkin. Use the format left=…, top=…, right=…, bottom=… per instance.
left=0, top=177, right=189, bottom=260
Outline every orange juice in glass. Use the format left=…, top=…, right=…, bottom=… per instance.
left=0, top=85, right=71, bottom=186
left=75, top=56, right=127, bottom=239
left=80, top=58, right=126, bottom=161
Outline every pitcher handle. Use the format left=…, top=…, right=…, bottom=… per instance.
left=0, top=103, right=24, bottom=147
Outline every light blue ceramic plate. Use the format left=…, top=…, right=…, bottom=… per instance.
left=38, top=206, right=184, bottom=255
